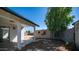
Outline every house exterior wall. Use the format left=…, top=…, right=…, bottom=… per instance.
left=10, top=24, right=33, bottom=49
left=10, top=26, right=17, bottom=43
left=0, top=18, right=16, bottom=42
left=9, top=24, right=30, bottom=48
left=74, top=22, right=79, bottom=49
left=0, top=18, right=35, bottom=49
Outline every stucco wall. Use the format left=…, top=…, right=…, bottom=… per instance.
left=74, top=22, right=79, bottom=49
left=10, top=26, right=29, bottom=42
left=10, top=26, right=17, bottom=43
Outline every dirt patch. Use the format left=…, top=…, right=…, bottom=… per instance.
left=21, top=39, right=73, bottom=51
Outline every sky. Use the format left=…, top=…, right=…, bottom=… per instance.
left=68, top=7, right=79, bottom=28
left=9, top=7, right=79, bottom=31
left=9, top=7, right=48, bottom=31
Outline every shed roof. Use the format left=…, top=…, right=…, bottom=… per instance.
left=0, top=7, right=39, bottom=27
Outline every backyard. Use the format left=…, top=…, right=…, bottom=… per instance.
left=0, top=7, right=78, bottom=51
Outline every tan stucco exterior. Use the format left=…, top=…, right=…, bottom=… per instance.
left=74, top=22, right=79, bottom=49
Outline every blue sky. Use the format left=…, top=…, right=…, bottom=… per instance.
left=9, top=7, right=48, bottom=30
left=9, top=7, right=79, bottom=31
left=68, top=7, right=79, bottom=28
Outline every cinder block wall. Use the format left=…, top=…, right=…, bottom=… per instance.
left=34, top=30, right=53, bottom=39
left=61, top=29, right=74, bottom=43
left=34, top=29, right=74, bottom=44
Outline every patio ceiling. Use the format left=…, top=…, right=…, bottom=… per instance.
left=0, top=15, right=16, bottom=27
left=0, top=7, right=39, bottom=27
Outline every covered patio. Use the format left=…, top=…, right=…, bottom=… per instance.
left=0, top=8, right=39, bottom=50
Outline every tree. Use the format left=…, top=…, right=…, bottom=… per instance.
left=45, top=7, right=74, bottom=39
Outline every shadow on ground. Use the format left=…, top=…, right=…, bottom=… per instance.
left=0, top=39, right=17, bottom=51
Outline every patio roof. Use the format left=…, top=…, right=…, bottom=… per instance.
left=0, top=7, right=39, bottom=27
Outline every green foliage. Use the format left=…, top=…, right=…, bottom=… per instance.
left=45, top=7, right=74, bottom=33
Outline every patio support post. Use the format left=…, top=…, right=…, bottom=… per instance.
left=33, top=26, right=36, bottom=41
left=16, top=22, right=21, bottom=50
left=34, top=26, right=35, bottom=32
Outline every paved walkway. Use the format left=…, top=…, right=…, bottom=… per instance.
left=21, top=39, right=71, bottom=51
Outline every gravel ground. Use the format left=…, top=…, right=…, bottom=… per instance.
left=21, top=39, right=71, bottom=51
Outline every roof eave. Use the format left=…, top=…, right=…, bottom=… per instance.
left=72, top=20, right=79, bottom=25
